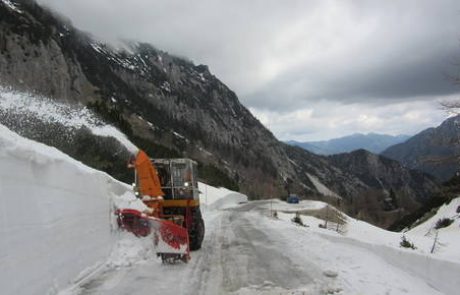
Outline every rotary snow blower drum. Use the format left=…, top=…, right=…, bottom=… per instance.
left=116, top=208, right=190, bottom=263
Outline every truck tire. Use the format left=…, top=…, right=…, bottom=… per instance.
left=189, top=209, right=205, bottom=251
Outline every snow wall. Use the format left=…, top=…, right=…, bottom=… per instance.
left=320, top=233, right=460, bottom=295
left=0, top=125, right=132, bottom=295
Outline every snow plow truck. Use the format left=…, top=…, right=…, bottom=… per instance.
left=116, top=150, right=205, bottom=263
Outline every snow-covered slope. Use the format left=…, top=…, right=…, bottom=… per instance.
left=273, top=198, right=460, bottom=294
left=1, top=0, right=22, bottom=13
left=0, top=87, right=138, bottom=153
left=0, top=123, right=136, bottom=295
left=274, top=197, right=460, bottom=261
left=407, top=197, right=460, bottom=258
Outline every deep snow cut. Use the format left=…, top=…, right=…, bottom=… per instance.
left=0, top=123, right=134, bottom=295
left=0, top=123, right=247, bottom=294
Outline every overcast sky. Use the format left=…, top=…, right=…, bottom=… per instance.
left=38, top=0, right=460, bottom=141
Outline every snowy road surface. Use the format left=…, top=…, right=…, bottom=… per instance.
left=76, top=201, right=445, bottom=295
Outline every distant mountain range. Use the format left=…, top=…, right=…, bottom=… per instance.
left=287, top=133, right=411, bottom=155
left=382, top=115, right=460, bottom=182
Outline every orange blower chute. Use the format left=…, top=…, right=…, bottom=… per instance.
left=131, top=150, right=164, bottom=217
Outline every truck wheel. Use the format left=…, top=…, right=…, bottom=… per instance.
left=189, top=214, right=205, bottom=251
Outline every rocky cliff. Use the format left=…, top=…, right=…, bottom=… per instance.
left=382, top=115, right=460, bottom=182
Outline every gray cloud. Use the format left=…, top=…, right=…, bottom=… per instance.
left=36, top=0, right=460, bottom=140
left=250, top=97, right=449, bottom=141
left=248, top=44, right=460, bottom=112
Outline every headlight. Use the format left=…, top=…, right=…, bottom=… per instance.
left=184, top=182, right=190, bottom=187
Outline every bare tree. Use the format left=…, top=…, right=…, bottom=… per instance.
left=440, top=58, right=460, bottom=114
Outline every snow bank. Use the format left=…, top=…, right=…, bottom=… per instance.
left=106, top=233, right=155, bottom=269
left=262, top=214, right=449, bottom=295
left=275, top=196, right=460, bottom=261
left=0, top=124, right=135, bottom=295
left=318, top=233, right=460, bottom=295
left=198, top=182, right=247, bottom=210
left=207, top=193, right=248, bottom=210
left=273, top=198, right=460, bottom=295
left=325, top=197, right=459, bottom=263
left=112, top=191, right=149, bottom=212
left=260, top=198, right=326, bottom=212
left=411, top=198, right=460, bottom=235
left=399, top=197, right=460, bottom=269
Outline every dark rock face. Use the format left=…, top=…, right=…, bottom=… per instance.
left=285, top=146, right=440, bottom=227
left=329, top=149, right=439, bottom=228
left=382, top=115, right=460, bottom=182
left=329, top=149, right=438, bottom=203
left=0, top=0, right=288, bottom=197
left=0, top=0, right=441, bottom=228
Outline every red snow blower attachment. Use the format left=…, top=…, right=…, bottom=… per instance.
left=115, top=208, right=151, bottom=237
left=150, top=216, right=190, bottom=263
left=116, top=208, right=190, bottom=263
left=116, top=150, right=204, bottom=263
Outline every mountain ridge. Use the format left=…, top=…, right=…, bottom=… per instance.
left=382, top=115, right=460, bottom=181
left=287, top=133, right=411, bottom=155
